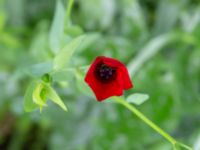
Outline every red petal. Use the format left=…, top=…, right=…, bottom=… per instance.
left=86, top=79, right=123, bottom=101
left=101, top=56, right=133, bottom=89
left=84, top=56, right=133, bottom=101
left=85, top=68, right=123, bottom=101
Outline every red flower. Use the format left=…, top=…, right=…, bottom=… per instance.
left=84, top=56, right=133, bottom=101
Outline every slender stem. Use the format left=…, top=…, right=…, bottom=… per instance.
left=178, top=142, right=193, bottom=150
left=113, top=97, right=193, bottom=149
left=65, top=0, right=74, bottom=26
left=113, top=97, right=176, bottom=144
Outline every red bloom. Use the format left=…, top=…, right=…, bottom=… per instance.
left=84, top=56, right=133, bottom=101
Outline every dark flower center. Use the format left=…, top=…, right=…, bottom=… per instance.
left=95, top=63, right=116, bottom=83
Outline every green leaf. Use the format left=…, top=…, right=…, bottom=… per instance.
left=64, top=0, right=74, bottom=26
left=128, top=33, right=177, bottom=76
left=30, top=21, right=51, bottom=61
left=126, top=93, right=149, bottom=105
left=64, top=25, right=83, bottom=37
left=0, top=12, right=6, bottom=31
left=77, top=33, right=100, bottom=52
left=75, top=69, right=94, bottom=98
left=23, top=61, right=53, bottom=78
left=45, top=85, right=68, bottom=111
left=49, top=0, right=65, bottom=54
left=24, top=81, right=39, bottom=112
left=0, top=32, right=20, bottom=47
left=53, top=35, right=85, bottom=70
left=51, top=70, right=73, bottom=88
left=153, top=0, right=181, bottom=35
left=32, top=83, right=47, bottom=107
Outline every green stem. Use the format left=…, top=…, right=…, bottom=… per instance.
left=178, top=142, right=193, bottom=150
left=113, top=97, right=193, bottom=149
left=65, top=0, right=74, bottom=26
left=114, top=97, right=176, bottom=144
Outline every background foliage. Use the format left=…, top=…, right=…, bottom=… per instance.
left=0, top=0, right=200, bottom=149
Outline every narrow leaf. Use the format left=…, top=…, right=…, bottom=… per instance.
left=23, top=61, right=53, bottom=77
left=24, top=81, right=38, bottom=112
left=46, top=85, right=68, bottom=111
left=128, top=33, right=176, bottom=76
left=75, top=69, right=94, bottom=97
left=49, top=0, right=65, bottom=54
left=126, top=93, right=149, bottom=105
left=32, top=83, right=47, bottom=107
left=0, top=12, right=5, bottom=31
left=64, top=25, right=83, bottom=37
left=53, top=35, right=85, bottom=70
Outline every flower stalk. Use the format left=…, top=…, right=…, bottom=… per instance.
left=65, top=0, right=74, bottom=25
left=113, top=97, right=193, bottom=150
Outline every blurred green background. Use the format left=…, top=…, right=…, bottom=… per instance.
left=0, top=0, right=200, bottom=149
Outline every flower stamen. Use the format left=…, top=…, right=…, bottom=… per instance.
left=95, top=63, right=116, bottom=83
